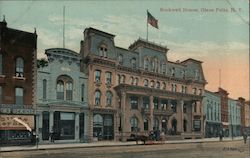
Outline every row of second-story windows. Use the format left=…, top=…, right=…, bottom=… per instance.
left=0, top=55, right=24, bottom=78
left=94, top=90, right=113, bottom=106
left=130, top=96, right=177, bottom=112
left=0, top=86, right=24, bottom=105
left=206, top=101, right=220, bottom=121
left=95, top=70, right=112, bottom=85
left=42, top=79, right=85, bottom=102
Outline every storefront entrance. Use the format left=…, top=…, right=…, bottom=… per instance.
left=93, top=114, right=114, bottom=141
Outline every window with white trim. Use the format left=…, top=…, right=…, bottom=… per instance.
left=16, top=57, right=24, bottom=77
left=15, top=87, right=23, bottom=105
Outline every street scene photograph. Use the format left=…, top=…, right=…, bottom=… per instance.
left=0, top=0, right=249, bottom=158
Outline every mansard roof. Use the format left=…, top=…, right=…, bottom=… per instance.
left=128, top=38, right=169, bottom=54
left=181, top=58, right=203, bottom=64
left=45, top=48, right=80, bottom=59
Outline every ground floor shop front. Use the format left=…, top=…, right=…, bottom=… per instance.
left=36, top=103, right=89, bottom=143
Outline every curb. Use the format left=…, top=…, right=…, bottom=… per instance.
left=0, top=138, right=244, bottom=153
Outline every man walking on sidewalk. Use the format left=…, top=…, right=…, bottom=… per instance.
left=243, top=131, right=248, bottom=144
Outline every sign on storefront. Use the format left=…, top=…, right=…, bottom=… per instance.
left=0, top=115, right=34, bottom=130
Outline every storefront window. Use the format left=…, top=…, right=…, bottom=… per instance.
left=42, top=111, right=49, bottom=140
left=59, top=112, right=75, bottom=140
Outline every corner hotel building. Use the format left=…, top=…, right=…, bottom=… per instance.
left=81, top=27, right=207, bottom=141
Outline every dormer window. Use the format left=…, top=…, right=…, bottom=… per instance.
left=162, top=63, right=166, bottom=74
left=195, top=69, right=199, bottom=80
left=144, top=58, right=149, bottom=71
left=118, top=54, right=123, bottom=64
left=16, top=57, right=24, bottom=77
left=181, top=70, right=186, bottom=79
left=99, top=44, right=108, bottom=57
left=131, top=58, right=136, bottom=69
left=171, top=67, right=175, bottom=77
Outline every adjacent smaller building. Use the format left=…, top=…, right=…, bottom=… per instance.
left=36, top=48, right=88, bottom=143
left=228, top=98, right=241, bottom=137
left=203, top=90, right=221, bottom=138
left=0, top=18, right=37, bottom=145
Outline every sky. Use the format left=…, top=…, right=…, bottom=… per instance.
left=1, top=0, right=249, bottom=100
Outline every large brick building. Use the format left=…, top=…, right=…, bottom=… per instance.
left=0, top=18, right=37, bottom=145
left=81, top=27, right=207, bottom=141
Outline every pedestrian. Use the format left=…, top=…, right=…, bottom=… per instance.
left=219, top=130, right=223, bottom=141
left=50, top=129, right=55, bottom=143
left=243, top=131, right=248, bottom=144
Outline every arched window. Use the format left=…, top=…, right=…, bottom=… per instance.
left=66, top=81, right=73, bottom=100
left=95, top=70, right=101, bottom=83
left=144, top=79, right=148, bottom=87
left=94, top=114, right=103, bottom=125
left=130, top=77, right=134, bottom=85
left=105, top=72, right=112, bottom=84
left=144, top=118, right=149, bottom=131
left=150, top=80, right=155, bottom=88
left=118, top=54, right=123, bottom=64
left=162, top=118, right=168, bottom=132
left=99, top=45, right=108, bottom=57
left=56, top=75, right=73, bottom=101
left=16, top=57, right=24, bottom=77
left=134, top=77, right=139, bottom=85
left=156, top=81, right=160, bottom=89
left=162, top=82, right=166, bottom=90
left=95, top=90, right=101, bottom=106
left=106, top=91, right=113, bottom=106
left=56, top=80, right=64, bottom=100
left=117, top=74, right=121, bottom=84
left=121, top=75, right=125, bottom=83
left=130, top=116, right=138, bottom=132
left=42, top=79, right=47, bottom=100
left=144, top=58, right=149, bottom=71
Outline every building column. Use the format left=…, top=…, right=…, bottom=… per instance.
left=49, top=111, right=54, bottom=133
left=149, top=95, right=154, bottom=131
left=199, top=100, right=205, bottom=138
left=87, top=111, right=93, bottom=142
left=121, top=91, right=127, bottom=142
left=82, top=111, right=88, bottom=142
left=177, top=100, right=184, bottom=133
left=37, top=112, right=43, bottom=141
left=75, top=112, right=80, bottom=141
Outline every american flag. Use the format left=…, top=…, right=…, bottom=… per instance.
left=147, top=11, right=159, bottom=29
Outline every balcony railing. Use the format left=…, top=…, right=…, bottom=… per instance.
left=141, top=108, right=174, bottom=116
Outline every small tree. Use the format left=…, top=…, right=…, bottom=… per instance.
left=37, top=58, right=48, bottom=68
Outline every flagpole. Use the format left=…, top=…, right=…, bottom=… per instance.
left=146, top=10, right=148, bottom=41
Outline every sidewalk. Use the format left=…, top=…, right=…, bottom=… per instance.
left=0, top=137, right=244, bottom=152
